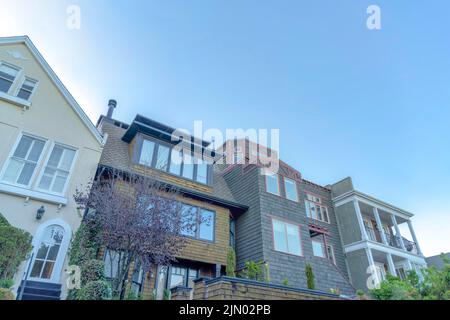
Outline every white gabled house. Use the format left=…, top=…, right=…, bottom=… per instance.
left=0, top=36, right=105, bottom=300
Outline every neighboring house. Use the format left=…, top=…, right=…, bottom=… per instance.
left=426, top=253, right=449, bottom=270
left=96, top=107, right=247, bottom=299
left=0, top=36, right=104, bottom=300
left=217, top=141, right=356, bottom=296
left=330, top=177, right=427, bottom=291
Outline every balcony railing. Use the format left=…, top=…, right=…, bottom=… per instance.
left=364, top=227, right=418, bottom=254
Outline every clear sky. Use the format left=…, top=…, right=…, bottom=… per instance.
left=1, top=0, right=449, bottom=257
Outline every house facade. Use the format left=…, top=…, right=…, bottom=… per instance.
left=96, top=109, right=247, bottom=299
left=0, top=36, right=104, bottom=300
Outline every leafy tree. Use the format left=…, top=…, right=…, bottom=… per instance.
left=370, top=274, right=420, bottom=300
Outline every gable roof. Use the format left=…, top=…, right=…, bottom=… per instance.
left=0, top=35, right=105, bottom=145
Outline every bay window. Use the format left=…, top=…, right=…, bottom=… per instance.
left=305, top=194, right=330, bottom=223
left=272, top=218, right=302, bottom=256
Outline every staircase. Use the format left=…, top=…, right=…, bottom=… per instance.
left=17, top=280, right=62, bottom=300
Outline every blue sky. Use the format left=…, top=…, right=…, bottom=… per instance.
left=2, top=0, right=449, bottom=256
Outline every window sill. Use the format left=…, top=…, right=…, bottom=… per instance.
left=0, top=183, right=67, bottom=205
left=0, top=91, right=32, bottom=109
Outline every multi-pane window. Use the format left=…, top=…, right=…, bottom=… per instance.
left=272, top=218, right=302, bottom=256
left=284, top=178, right=298, bottom=202
left=265, top=173, right=280, bottom=195
left=38, top=145, right=76, bottom=194
left=180, top=203, right=215, bottom=241
left=305, top=194, right=330, bottom=223
left=1, top=135, right=45, bottom=186
left=17, top=78, right=37, bottom=100
left=137, top=137, right=211, bottom=184
left=0, top=62, right=19, bottom=93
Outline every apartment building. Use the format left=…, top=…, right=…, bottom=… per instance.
left=0, top=36, right=104, bottom=300
left=96, top=107, right=247, bottom=299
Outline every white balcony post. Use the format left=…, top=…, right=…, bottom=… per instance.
left=354, top=199, right=368, bottom=241
left=407, top=220, right=422, bottom=256
left=373, top=207, right=388, bottom=245
left=390, top=214, right=406, bottom=250
left=386, top=253, right=397, bottom=276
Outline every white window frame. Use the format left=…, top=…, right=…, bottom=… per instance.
left=284, top=177, right=298, bottom=202
left=265, top=173, right=280, bottom=196
left=327, top=244, right=336, bottom=264
left=35, top=141, right=78, bottom=196
left=271, top=218, right=302, bottom=256
left=305, top=193, right=330, bottom=223
left=311, top=239, right=327, bottom=258
left=0, top=132, right=48, bottom=189
left=14, top=76, right=39, bottom=102
left=0, top=60, right=22, bottom=95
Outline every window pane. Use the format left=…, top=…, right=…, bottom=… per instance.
left=199, top=209, right=214, bottom=241
left=265, top=174, right=279, bottom=195
left=41, top=261, right=55, bottom=279
left=0, top=64, right=18, bottom=79
left=273, top=220, right=288, bottom=252
left=312, top=241, right=325, bottom=257
left=59, top=148, right=75, bottom=171
left=36, top=243, right=50, bottom=260
left=139, top=140, right=155, bottom=166
left=104, top=250, right=120, bottom=278
left=305, top=201, right=311, bottom=218
left=17, top=89, right=31, bottom=100
left=2, top=158, right=22, bottom=183
left=51, top=172, right=68, bottom=193
left=16, top=162, right=36, bottom=185
left=284, top=178, right=298, bottom=201
left=0, top=78, right=13, bottom=93
left=38, top=168, right=55, bottom=190
left=182, top=153, right=194, bottom=180
left=170, top=267, right=186, bottom=288
left=47, top=146, right=63, bottom=168
left=30, top=260, right=44, bottom=278
left=180, top=204, right=196, bottom=237
left=14, top=136, right=33, bottom=159
left=286, top=224, right=301, bottom=255
left=196, top=161, right=208, bottom=184
left=155, top=145, right=170, bottom=171
left=27, top=140, right=45, bottom=162
left=46, top=244, right=61, bottom=261
left=169, top=149, right=182, bottom=175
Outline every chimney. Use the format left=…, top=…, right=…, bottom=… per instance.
left=106, top=99, right=117, bottom=119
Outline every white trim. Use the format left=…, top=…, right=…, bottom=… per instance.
left=14, top=76, right=39, bottom=102
left=0, top=36, right=104, bottom=145
left=28, top=219, right=72, bottom=283
left=0, top=90, right=31, bottom=109
left=343, top=240, right=427, bottom=264
left=0, top=182, right=67, bottom=205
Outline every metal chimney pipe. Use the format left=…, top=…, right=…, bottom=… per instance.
left=106, top=99, right=117, bottom=118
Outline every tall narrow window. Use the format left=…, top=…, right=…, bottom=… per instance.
left=155, top=144, right=170, bottom=171
left=312, top=240, right=326, bottom=258
left=182, top=153, right=194, bottom=180
left=199, top=209, right=214, bottom=241
left=38, top=145, right=76, bottom=194
left=139, top=139, right=155, bottom=166
left=169, top=149, right=182, bottom=175
left=284, top=178, right=298, bottom=201
left=0, top=63, right=19, bottom=93
left=17, top=78, right=37, bottom=100
left=180, top=204, right=196, bottom=237
left=272, top=218, right=302, bottom=256
left=196, top=160, right=208, bottom=184
left=265, top=173, right=280, bottom=195
left=2, top=135, right=45, bottom=186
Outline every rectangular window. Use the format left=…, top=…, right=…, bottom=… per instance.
left=284, top=178, right=298, bottom=202
left=155, top=144, right=170, bottom=171
left=182, top=153, right=194, bottom=180
left=312, top=240, right=326, bottom=258
left=38, top=144, right=76, bottom=194
left=196, top=160, right=208, bottom=184
left=327, top=244, right=336, bottom=264
left=0, top=63, right=19, bottom=93
left=169, top=149, right=182, bottom=175
left=305, top=194, right=329, bottom=223
left=1, top=135, right=45, bottom=186
left=139, top=139, right=155, bottom=166
left=180, top=204, right=197, bottom=237
left=17, top=78, right=37, bottom=100
left=265, top=173, right=280, bottom=195
left=199, top=209, right=214, bottom=241
left=272, top=218, right=302, bottom=256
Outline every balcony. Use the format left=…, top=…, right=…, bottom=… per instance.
left=365, top=226, right=419, bottom=255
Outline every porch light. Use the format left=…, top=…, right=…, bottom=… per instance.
left=36, top=206, right=45, bottom=220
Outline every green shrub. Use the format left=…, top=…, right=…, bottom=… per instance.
left=163, top=289, right=171, bottom=300
left=242, top=261, right=264, bottom=281
left=0, top=279, right=14, bottom=289
left=81, top=259, right=105, bottom=286
left=282, top=278, right=289, bottom=286
left=370, top=275, right=420, bottom=300
left=226, top=247, right=236, bottom=277
left=0, top=214, right=32, bottom=280
left=0, top=288, right=14, bottom=300
left=78, top=280, right=109, bottom=300
left=305, top=263, right=315, bottom=290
